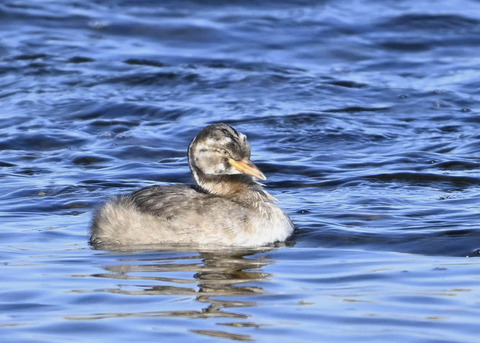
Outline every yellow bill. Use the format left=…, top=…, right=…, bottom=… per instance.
left=229, top=158, right=266, bottom=180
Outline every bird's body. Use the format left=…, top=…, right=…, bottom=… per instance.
left=90, top=124, right=294, bottom=248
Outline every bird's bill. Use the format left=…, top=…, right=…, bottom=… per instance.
left=229, top=158, right=266, bottom=180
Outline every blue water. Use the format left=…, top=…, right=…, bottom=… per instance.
left=1, top=0, right=480, bottom=342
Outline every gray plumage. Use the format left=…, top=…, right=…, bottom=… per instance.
left=90, top=124, right=294, bottom=248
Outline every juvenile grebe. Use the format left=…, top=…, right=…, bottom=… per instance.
left=90, top=124, right=293, bottom=248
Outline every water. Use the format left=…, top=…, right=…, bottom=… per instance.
left=1, top=0, right=480, bottom=341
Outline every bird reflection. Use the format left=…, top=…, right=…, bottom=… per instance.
left=88, top=247, right=278, bottom=341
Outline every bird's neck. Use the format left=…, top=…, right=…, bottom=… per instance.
left=191, top=167, right=275, bottom=206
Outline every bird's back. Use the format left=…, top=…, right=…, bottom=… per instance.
left=90, top=184, right=292, bottom=248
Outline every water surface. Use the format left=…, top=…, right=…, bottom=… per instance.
left=1, top=0, right=480, bottom=342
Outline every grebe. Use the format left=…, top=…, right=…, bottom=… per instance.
left=90, top=124, right=293, bottom=248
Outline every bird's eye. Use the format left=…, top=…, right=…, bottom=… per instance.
left=221, top=149, right=229, bottom=155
